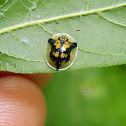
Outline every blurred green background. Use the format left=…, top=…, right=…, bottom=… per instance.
left=43, top=65, right=126, bottom=126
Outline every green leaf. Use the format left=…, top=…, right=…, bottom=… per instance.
left=43, top=65, right=126, bottom=126
left=0, top=0, right=126, bottom=73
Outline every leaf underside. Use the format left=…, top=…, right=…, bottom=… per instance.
left=0, top=0, right=126, bottom=73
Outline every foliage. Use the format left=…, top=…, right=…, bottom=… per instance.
left=0, top=0, right=125, bottom=73
left=44, top=65, right=126, bottom=126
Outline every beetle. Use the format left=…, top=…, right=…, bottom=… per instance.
left=46, top=33, right=78, bottom=70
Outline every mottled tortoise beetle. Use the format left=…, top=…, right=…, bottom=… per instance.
left=46, top=33, right=78, bottom=70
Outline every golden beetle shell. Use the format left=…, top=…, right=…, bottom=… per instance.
left=46, top=33, right=78, bottom=70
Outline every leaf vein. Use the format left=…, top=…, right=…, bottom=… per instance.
left=38, top=24, right=53, bottom=35
left=24, top=0, right=40, bottom=22
left=78, top=47, right=125, bottom=56
left=63, top=0, right=68, bottom=14
left=10, top=31, right=28, bottom=45
left=0, top=3, right=125, bottom=34
left=0, top=0, right=9, bottom=8
left=98, top=12, right=126, bottom=27
left=86, top=0, right=91, bottom=11
left=1, top=0, right=18, bottom=15
left=0, top=50, right=45, bottom=63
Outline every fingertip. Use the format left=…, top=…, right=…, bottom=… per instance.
left=0, top=76, right=46, bottom=126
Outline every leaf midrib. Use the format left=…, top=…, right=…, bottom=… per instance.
left=0, top=2, right=125, bottom=34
